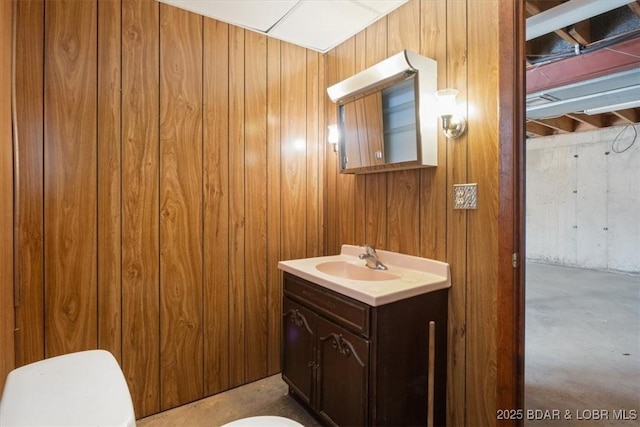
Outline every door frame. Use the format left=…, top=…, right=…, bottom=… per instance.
left=497, top=0, right=526, bottom=424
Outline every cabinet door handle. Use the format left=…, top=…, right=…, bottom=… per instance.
left=321, top=333, right=365, bottom=367
left=283, top=308, right=313, bottom=334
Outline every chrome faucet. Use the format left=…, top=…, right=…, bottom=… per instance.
left=359, top=245, right=388, bottom=270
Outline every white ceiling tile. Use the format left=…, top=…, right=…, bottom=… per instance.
left=157, top=0, right=409, bottom=52
left=158, top=0, right=298, bottom=32
left=355, top=0, right=407, bottom=14
left=269, top=0, right=380, bottom=52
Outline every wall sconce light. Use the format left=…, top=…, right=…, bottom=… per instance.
left=327, top=124, right=339, bottom=152
left=435, top=88, right=466, bottom=139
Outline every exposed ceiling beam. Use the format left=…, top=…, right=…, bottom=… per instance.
left=611, top=108, right=639, bottom=123
left=568, top=20, right=591, bottom=45
left=526, top=121, right=555, bottom=137
left=566, top=113, right=603, bottom=128
left=530, top=116, right=577, bottom=133
left=526, top=0, right=636, bottom=40
left=527, top=37, right=640, bottom=93
left=526, top=0, right=581, bottom=45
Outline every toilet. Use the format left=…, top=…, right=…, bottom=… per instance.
left=0, top=349, right=136, bottom=427
left=221, top=416, right=304, bottom=426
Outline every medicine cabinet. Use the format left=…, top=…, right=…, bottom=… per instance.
left=327, top=50, right=438, bottom=174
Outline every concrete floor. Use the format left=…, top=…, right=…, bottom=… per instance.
left=138, top=262, right=639, bottom=426
left=137, top=375, right=320, bottom=427
left=525, top=262, right=640, bottom=426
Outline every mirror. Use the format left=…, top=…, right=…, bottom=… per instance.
left=339, top=78, right=418, bottom=171
left=328, top=50, right=438, bottom=174
left=340, top=91, right=384, bottom=170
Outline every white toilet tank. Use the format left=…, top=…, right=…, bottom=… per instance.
left=0, top=349, right=136, bottom=427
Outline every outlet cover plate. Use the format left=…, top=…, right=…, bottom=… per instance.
left=454, top=183, right=478, bottom=209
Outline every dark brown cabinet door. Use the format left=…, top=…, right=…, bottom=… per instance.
left=316, top=318, right=369, bottom=427
left=282, top=297, right=317, bottom=406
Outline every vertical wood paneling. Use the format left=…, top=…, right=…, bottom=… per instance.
left=326, top=2, right=516, bottom=426
left=9, top=2, right=522, bottom=424
left=281, top=43, right=308, bottom=260
left=325, top=49, right=340, bottom=255
left=14, top=0, right=326, bottom=414
left=97, top=0, right=122, bottom=363
left=334, top=38, right=357, bottom=248
left=353, top=33, right=367, bottom=246
left=43, top=0, right=98, bottom=356
left=386, top=0, right=421, bottom=254
left=266, top=37, right=283, bottom=374
left=14, top=0, right=45, bottom=367
left=203, top=18, right=230, bottom=396
left=245, top=30, right=268, bottom=382
left=386, top=170, right=420, bottom=253
left=306, top=50, right=321, bottom=257
left=445, top=0, right=469, bottom=424
left=364, top=19, right=388, bottom=250
left=0, top=0, right=14, bottom=392
left=419, top=0, right=447, bottom=261
left=317, top=53, right=326, bottom=258
left=122, top=0, right=160, bottom=417
left=467, top=0, right=500, bottom=424
left=228, top=25, right=246, bottom=387
left=159, top=5, right=203, bottom=409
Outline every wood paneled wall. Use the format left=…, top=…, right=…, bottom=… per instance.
left=9, top=0, right=521, bottom=425
left=325, top=1, right=515, bottom=426
left=1, top=0, right=14, bottom=396
left=12, top=0, right=324, bottom=417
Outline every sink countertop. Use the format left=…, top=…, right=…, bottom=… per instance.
left=277, top=244, right=451, bottom=306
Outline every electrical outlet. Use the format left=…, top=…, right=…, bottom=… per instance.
left=454, top=183, right=478, bottom=209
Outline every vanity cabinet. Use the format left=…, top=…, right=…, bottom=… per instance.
left=282, top=272, right=448, bottom=426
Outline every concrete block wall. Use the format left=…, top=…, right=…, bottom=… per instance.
left=526, top=124, right=640, bottom=274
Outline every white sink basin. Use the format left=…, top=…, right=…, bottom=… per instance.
left=315, top=260, right=400, bottom=281
left=278, top=245, right=451, bottom=306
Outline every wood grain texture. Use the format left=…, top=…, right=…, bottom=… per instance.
left=364, top=19, right=388, bottom=250
left=419, top=0, right=447, bottom=262
left=13, top=0, right=45, bottom=367
left=122, top=0, right=161, bottom=417
left=306, top=50, right=321, bottom=257
left=444, top=0, right=469, bottom=425
left=497, top=1, right=526, bottom=424
left=325, top=2, right=514, bottom=426
left=266, top=37, right=283, bottom=375
left=316, top=53, right=326, bottom=259
left=281, top=43, right=308, bottom=261
left=228, top=24, right=246, bottom=388
left=97, top=0, right=122, bottom=363
left=324, top=49, right=340, bottom=255
left=334, top=38, right=357, bottom=249
left=353, top=33, right=367, bottom=246
left=386, top=1, right=420, bottom=255
left=388, top=0, right=420, bottom=53
left=244, top=30, right=268, bottom=382
left=10, top=1, right=518, bottom=423
left=43, top=0, right=98, bottom=356
left=13, top=0, right=325, bottom=415
left=203, top=17, right=230, bottom=396
left=467, top=0, right=500, bottom=425
left=159, top=5, right=204, bottom=409
left=0, top=0, right=14, bottom=391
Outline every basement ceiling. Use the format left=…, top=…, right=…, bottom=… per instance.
left=156, top=0, right=408, bottom=53
left=525, top=0, right=640, bottom=138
